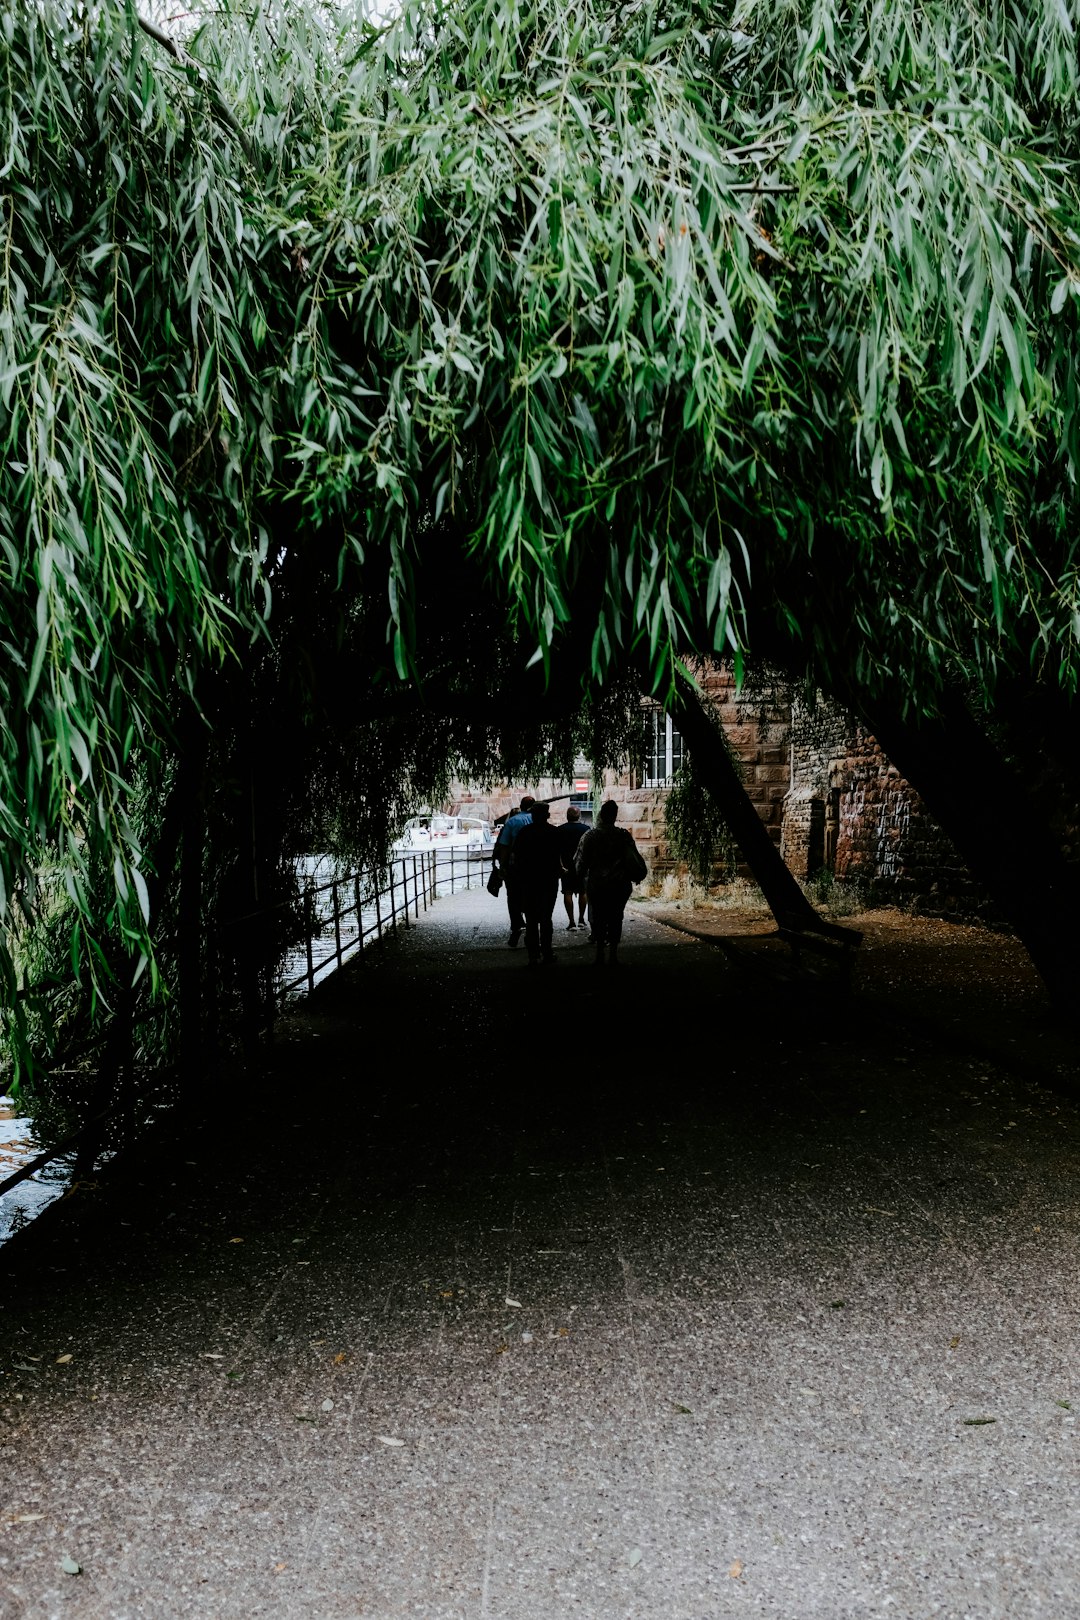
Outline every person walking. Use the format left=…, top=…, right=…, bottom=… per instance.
left=493, top=794, right=534, bottom=947
left=512, top=802, right=562, bottom=966
left=555, top=805, right=589, bottom=931
left=574, top=800, right=647, bottom=966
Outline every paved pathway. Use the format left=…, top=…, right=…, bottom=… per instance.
left=1, top=890, right=1079, bottom=1619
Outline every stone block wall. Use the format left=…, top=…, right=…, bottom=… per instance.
left=591, top=787, right=669, bottom=866
left=451, top=779, right=670, bottom=868
left=783, top=695, right=986, bottom=913
left=444, top=672, right=990, bottom=916
left=452, top=774, right=595, bottom=825
left=696, top=666, right=792, bottom=848
left=600, top=667, right=792, bottom=874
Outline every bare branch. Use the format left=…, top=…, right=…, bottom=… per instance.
left=136, top=10, right=255, bottom=164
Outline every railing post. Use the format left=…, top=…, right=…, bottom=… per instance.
left=415, top=854, right=422, bottom=915
left=389, top=865, right=396, bottom=931
left=333, top=878, right=342, bottom=969
left=375, top=873, right=383, bottom=939
left=354, top=874, right=364, bottom=960
left=305, top=878, right=315, bottom=995
left=402, top=858, right=410, bottom=928
left=264, top=966, right=275, bottom=1040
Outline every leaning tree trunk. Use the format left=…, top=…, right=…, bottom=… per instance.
left=666, top=670, right=858, bottom=942
left=859, top=689, right=1080, bottom=1010
left=178, top=712, right=209, bottom=1092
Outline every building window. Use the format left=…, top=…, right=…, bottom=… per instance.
left=644, top=711, right=684, bottom=787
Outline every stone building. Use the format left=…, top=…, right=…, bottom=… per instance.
left=780, top=696, right=985, bottom=913
left=449, top=666, right=790, bottom=869
left=449, top=664, right=984, bottom=914
left=596, top=664, right=793, bottom=871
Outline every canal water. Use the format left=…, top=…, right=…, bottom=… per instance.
left=0, top=1093, right=74, bottom=1249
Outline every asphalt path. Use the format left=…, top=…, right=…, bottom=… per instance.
left=1, top=889, right=1078, bottom=1619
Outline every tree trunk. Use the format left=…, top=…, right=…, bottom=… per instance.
left=859, top=690, right=1080, bottom=1008
left=178, top=716, right=209, bottom=1090
left=666, top=672, right=858, bottom=942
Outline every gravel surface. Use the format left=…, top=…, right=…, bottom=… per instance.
left=1, top=890, right=1078, bottom=1619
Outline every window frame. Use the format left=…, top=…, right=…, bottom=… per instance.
left=643, top=709, right=684, bottom=788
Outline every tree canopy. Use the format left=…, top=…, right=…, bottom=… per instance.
left=312, top=0, right=1080, bottom=705
left=3, top=0, right=1080, bottom=1084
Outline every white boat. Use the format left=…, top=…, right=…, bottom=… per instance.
left=391, top=813, right=495, bottom=855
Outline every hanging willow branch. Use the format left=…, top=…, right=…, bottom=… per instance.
left=2, top=0, right=1080, bottom=1084
left=135, top=11, right=256, bottom=163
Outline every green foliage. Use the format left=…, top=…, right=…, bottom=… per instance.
left=4, top=0, right=1080, bottom=1090
left=0, top=0, right=281, bottom=1063
left=664, top=732, right=740, bottom=885
left=295, top=0, right=1080, bottom=703
left=802, top=868, right=871, bottom=919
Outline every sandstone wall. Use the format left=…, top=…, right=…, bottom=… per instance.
left=451, top=779, right=577, bottom=827
left=783, top=696, right=986, bottom=913
left=600, top=667, right=792, bottom=872
left=698, top=666, right=791, bottom=848
left=444, top=672, right=989, bottom=916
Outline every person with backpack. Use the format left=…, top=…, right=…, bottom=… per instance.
left=492, top=794, right=535, bottom=947
left=574, top=800, right=647, bottom=967
left=512, top=802, right=562, bottom=966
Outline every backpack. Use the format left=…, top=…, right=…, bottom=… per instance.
left=585, top=827, right=646, bottom=887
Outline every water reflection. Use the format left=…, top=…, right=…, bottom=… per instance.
left=0, top=1093, right=73, bottom=1249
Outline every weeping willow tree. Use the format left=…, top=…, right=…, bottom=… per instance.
left=665, top=753, right=740, bottom=887
left=312, top=0, right=1080, bottom=699
left=3, top=0, right=1080, bottom=1096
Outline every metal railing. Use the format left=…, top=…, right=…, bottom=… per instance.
left=0, top=845, right=493, bottom=1216
left=277, top=845, right=493, bottom=1001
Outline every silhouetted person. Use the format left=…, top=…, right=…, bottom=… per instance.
left=494, top=794, right=535, bottom=947
left=512, top=802, right=561, bottom=966
left=556, top=804, right=588, bottom=930
left=574, top=800, right=646, bottom=966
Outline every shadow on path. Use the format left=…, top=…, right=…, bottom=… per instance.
left=2, top=891, right=1079, bottom=1619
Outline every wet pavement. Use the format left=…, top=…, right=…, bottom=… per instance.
left=1, top=889, right=1079, bottom=1619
